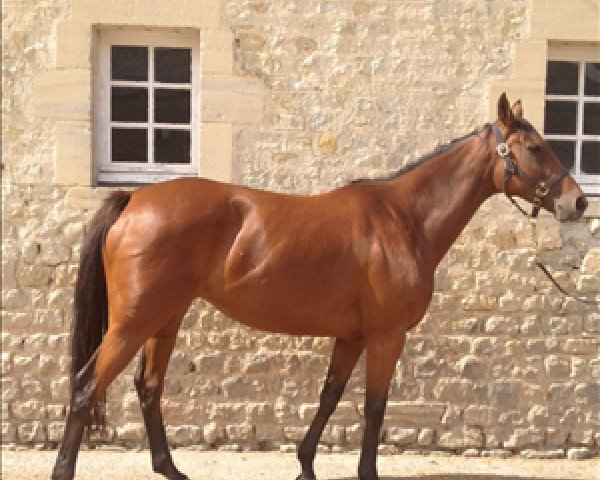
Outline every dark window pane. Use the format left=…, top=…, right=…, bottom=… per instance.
left=154, top=129, right=191, bottom=164
left=583, top=102, right=600, bottom=135
left=112, top=128, right=147, bottom=163
left=155, top=48, right=191, bottom=83
left=546, top=61, right=579, bottom=96
left=585, top=62, right=600, bottom=96
left=111, top=87, right=148, bottom=122
left=547, top=140, right=576, bottom=173
left=544, top=101, right=577, bottom=135
left=154, top=89, right=190, bottom=124
left=581, top=142, right=600, bottom=174
left=111, top=46, right=148, bottom=81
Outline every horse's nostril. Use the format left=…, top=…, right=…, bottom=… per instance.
left=575, top=195, right=588, bottom=213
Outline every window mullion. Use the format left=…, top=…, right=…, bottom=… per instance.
left=575, top=61, right=586, bottom=176
left=148, top=46, right=155, bottom=167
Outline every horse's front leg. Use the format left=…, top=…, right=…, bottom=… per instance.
left=358, top=333, right=406, bottom=480
left=296, top=337, right=364, bottom=480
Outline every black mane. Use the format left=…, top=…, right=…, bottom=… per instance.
left=351, top=123, right=492, bottom=184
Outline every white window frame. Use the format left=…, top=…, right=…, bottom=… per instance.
left=545, top=43, right=600, bottom=195
left=95, top=28, right=200, bottom=184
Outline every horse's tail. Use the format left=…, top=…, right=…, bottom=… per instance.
left=71, top=190, right=131, bottom=429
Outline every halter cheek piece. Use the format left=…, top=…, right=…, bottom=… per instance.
left=491, top=123, right=568, bottom=218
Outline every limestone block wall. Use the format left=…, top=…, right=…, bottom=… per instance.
left=2, top=0, right=599, bottom=459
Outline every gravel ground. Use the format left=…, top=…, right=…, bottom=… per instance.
left=1, top=450, right=598, bottom=480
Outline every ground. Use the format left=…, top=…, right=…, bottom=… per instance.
left=0, top=450, right=597, bottom=480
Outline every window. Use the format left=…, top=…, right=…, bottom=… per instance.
left=544, top=50, right=600, bottom=195
left=96, top=29, right=200, bottom=184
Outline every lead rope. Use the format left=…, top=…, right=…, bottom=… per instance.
left=530, top=219, right=599, bottom=306
left=491, top=124, right=599, bottom=306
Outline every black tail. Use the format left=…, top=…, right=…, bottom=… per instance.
left=71, top=190, right=131, bottom=429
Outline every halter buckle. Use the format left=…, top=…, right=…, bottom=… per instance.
left=535, top=182, right=549, bottom=198
left=496, top=143, right=510, bottom=158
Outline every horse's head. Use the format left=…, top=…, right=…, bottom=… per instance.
left=493, top=93, right=587, bottom=222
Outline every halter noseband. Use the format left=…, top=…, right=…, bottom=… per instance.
left=491, top=123, right=568, bottom=218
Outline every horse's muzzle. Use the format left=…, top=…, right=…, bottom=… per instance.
left=555, top=194, right=588, bottom=222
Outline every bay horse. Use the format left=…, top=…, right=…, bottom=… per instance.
left=52, top=94, right=587, bottom=480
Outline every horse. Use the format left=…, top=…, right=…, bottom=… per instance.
left=51, top=94, right=588, bottom=480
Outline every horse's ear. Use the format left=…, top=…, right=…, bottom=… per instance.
left=497, top=93, right=513, bottom=128
left=511, top=99, right=524, bottom=118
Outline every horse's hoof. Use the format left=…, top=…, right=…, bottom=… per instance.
left=295, top=474, right=317, bottom=480
left=51, top=466, right=74, bottom=480
left=154, top=463, right=189, bottom=480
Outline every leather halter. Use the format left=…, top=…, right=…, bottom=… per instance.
left=491, top=123, right=568, bottom=218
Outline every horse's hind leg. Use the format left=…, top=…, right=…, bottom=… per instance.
left=296, top=337, right=364, bottom=480
left=134, top=316, right=188, bottom=480
left=51, top=324, right=151, bottom=480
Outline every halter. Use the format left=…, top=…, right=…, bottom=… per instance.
left=491, top=123, right=598, bottom=305
left=491, top=123, right=568, bottom=218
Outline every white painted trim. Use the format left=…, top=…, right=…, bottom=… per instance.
left=95, top=27, right=200, bottom=185
left=544, top=55, right=600, bottom=195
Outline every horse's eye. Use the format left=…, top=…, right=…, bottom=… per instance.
left=527, top=144, right=542, bottom=154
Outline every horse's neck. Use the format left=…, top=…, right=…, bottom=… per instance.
left=390, top=135, right=496, bottom=267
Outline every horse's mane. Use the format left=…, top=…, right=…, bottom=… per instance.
left=350, top=123, right=492, bottom=184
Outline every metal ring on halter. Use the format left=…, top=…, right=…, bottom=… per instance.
left=496, top=143, right=510, bottom=157
left=535, top=182, right=550, bottom=198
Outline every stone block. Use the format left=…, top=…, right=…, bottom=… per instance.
left=2, top=422, right=17, bottom=444
left=17, top=421, right=46, bottom=443
left=203, top=81, right=264, bottom=124
left=203, top=422, right=223, bottom=445
left=116, top=422, right=145, bottom=442
left=12, top=400, right=46, bottom=421
left=221, top=376, right=267, bottom=399
left=464, top=406, right=496, bottom=426
left=484, top=316, right=519, bottom=334
left=56, top=23, right=92, bottom=69
left=520, top=448, right=564, bottom=459
left=544, top=355, right=571, bottom=378
left=33, top=70, right=91, bottom=120
left=255, top=425, right=282, bottom=442
left=514, top=41, right=548, bottom=81
left=567, top=447, right=596, bottom=460
left=487, top=382, right=520, bottom=408
left=526, top=405, right=549, bottom=426
left=245, top=402, right=274, bottom=423
left=200, top=122, right=233, bottom=182
left=320, top=425, right=345, bottom=445
left=574, top=383, right=599, bottom=405
left=532, top=0, right=599, bottom=41
left=386, top=427, right=417, bottom=446
left=455, top=355, right=486, bottom=379
left=283, top=426, right=308, bottom=442
left=544, top=316, right=582, bottom=335
left=55, top=121, right=92, bottom=186
left=385, top=401, right=446, bottom=426
left=570, top=429, right=595, bottom=446
left=434, top=379, right=476, bottom=403
left=504, top=428, right=544, bottom=449
left=346, top=423, right=363, bottom=444
left=563, top=339, right=598, bottom=355
left=47, top=422, right=66, bottom=443
left=437, top=426, right=484, bottom=449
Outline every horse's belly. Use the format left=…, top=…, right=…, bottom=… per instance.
left=203, top=286, right=362, bottom=338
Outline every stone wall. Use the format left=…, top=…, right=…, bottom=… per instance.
left=2, top=0, right=599, bottom=460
